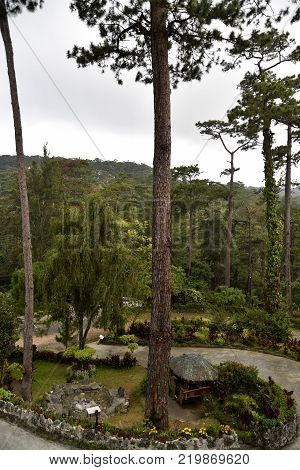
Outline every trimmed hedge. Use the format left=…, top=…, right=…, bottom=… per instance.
left=9, top=347, right=137, bottom=369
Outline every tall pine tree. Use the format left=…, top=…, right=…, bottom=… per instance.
left=69, top=0, right=274, bottom=429
left=0, top=0, right=44, bottom=401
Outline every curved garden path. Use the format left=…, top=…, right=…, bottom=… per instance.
left=90, top=343, right=300, bottom=449
left=0, top=419, right=70, bottom=450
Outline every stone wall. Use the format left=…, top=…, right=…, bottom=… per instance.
left=253, top=415, right=297, bottom=449
left=0, top=400, right=239, bottom=450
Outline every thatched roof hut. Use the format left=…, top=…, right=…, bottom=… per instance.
left=170, top=353, right=218, bottom=383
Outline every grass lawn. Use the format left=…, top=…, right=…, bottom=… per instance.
left=32, top=360, right=146, bottom=427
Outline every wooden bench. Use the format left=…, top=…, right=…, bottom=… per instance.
left=178, top=385, right=212, bottom=405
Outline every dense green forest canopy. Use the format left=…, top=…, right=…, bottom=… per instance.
left=1, top=154, right=300, bottom=311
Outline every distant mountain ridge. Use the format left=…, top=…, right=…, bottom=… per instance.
left=0, top=155, right=153, bottom=185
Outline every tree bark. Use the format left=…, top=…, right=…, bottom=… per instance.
left=225, top=152, right=235, bottom=287
left=78, top=313, right=85, bottom=349
left=0, top=13, right=34, bottom=401
left=245, top=207, right=253, bottom=299
left=145, top=1, right=171, bottom=431
left=188, top=205, right=193, bottom=277
left=263, top=124, right=282, bottom=313
left=284, top=124, right=292, bottom=311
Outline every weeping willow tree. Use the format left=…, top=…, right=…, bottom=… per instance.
left=44, top=197, right=151, bottom=348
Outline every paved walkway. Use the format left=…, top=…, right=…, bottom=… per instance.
left=0, top=419, right=70, bottom=450
left=90, top=343, right=300, bottom=397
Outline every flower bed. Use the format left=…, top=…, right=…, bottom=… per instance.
left=126, top=316, right=300, bottom=361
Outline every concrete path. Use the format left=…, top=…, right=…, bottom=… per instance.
left=90, top=343, right=300, bottom=399
left=0, top=419, right=70, bottom=450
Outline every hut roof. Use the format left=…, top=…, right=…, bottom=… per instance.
left=170, top=353, right=218, bottom=383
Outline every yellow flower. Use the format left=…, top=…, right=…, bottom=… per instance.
left=198, top=426, right=208, bottom=438
left=181, top=427, right=192, bottom=436
left=148, top=426, right=158, bottom=436
left=220, top=424, right=231, bottom=435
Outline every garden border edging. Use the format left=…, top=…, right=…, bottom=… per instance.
left=0, top=400, right=239, bottom=450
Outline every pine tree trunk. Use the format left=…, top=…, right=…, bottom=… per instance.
left=246, top=208, right=253, bottom=299
left=225, top=153, right=234, bottom=287
left=188, top=206, right=192, bottom=277
left=284, top=124, right=292, bottom=311
left=263, top=124, right=282, bottom=313
left=0, top=13, right=34, bottom=401
left=145, top=1, right=171, bottom=431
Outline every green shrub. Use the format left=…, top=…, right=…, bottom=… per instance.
left=217, top=362, right=259, bottom=396
left=194, top=327, right=210, bottom=344
left=214, top=286, right=246, bottom=310
left=230, top=309, right=290, bottom=342
left=181, top=288, right=206, bottom=308
left=0, top=293, right=18, bottom=385
left=0, top=388, right=13, bottom=402
left=119, top=335, right=138, bottom=345
left=63, top=346, right=96, bottom=362
left=225, top=394, right=258, bottom=422
left=237, top=430, right=253, bottom=445
left=205, top=421, right=220, bottom=437
left=6, top=362, right=24, bottom=381
left=266, top=311, right=291, bottom=343
left=128, top=342, right=139, bottom=355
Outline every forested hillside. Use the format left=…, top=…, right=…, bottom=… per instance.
left=0, top=155, right=152, bottom=188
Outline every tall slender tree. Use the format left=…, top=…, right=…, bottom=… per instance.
left=274, top=125, right=300, bottom=311
left=172, top=165, right=203, bottom=277
left=229, top=72, right=300, bottom=312
left=0, top=0, right=44, bottom=401
left=196, top=120, right=254, bottom=287
left=69, top=0, right=274, bottom=429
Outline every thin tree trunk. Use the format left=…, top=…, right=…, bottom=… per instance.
left=225, top=152, right=234, bottom=287
left=145, top=1, right=171, bottom=431
left=284, top=124, right=292, bottom=311
left=246, top=208, right=253, bottom=299
left=78, top=313, right=85, bottom=349
left=188, top=205, right=192, bottom=276
left=0, top=13, right=34, bottom=401
left=263, top=124, right=282, bottom=313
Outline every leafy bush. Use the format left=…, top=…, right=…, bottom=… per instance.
left=175, top=288, right=206, bottom=309
left=128, top=321, right=150, bottom=340
left=230, top=309, right=290, bottom=343
left=0, top=388, right=14, bottom=402
left=171, top=265, right=187, bottom=296
left=128, top=342, right=139, bottom=355
left=0, top=293, right=18, bottom=384
left=6, top=362, right=24, bottom=381
left=122, top=352, right=137, bottom=368
left=194, top=327, right=210, bottom=344
left=63, top=346, right=96, bottom=362
left=118, top=335, right=138, bottom=345
left=225, top=394, right=258, bottom=427
left=214, top=286, right=246, bottom=310
left=217, top=362, right=259, bottom=397
left=171, top=317, right=206, bottom=343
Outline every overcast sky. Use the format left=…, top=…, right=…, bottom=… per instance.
left=0, top=0, right=299, bottom=186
